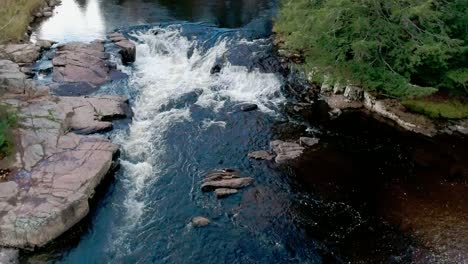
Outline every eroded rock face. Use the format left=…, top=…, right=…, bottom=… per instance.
left=52, top=41, right=113, bottom=86
left=0, top=95, right=129, bottom=249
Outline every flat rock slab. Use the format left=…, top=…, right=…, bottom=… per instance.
left=0, top=95, right=129, bottom=249
left=270, top=140, right=304, bottom=164
left=215, top=188, right=238, bottom=198
left=201, top=169, right=253, bottom=193
left=52, top=41, right=114, bottom=86
left=0, top=44, right=41, bottom=65
left=248, top=150, right=275, bottom=161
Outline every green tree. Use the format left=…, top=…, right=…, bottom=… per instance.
left=275, top=0, right=468, bottom=98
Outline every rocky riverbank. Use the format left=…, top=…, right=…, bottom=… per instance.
left=0, top=29, right=135, bottom=251
left=275, top=41, right=468, bottom=138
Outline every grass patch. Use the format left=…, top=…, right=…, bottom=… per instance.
left=403, top=99, right=468, bottom=120
left=0, top=104, right=18, bottom=159
left=0, top=0, right=44, bottom=44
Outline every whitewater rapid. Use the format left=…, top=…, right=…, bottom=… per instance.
left=110, top=25, right=284, bottom=254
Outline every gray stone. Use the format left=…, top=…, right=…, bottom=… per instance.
left=0, top=248, right=18, bottom=264
left=248, top=150, right=275, bottom=161
left=201, top=178, right=253, bottom=192
left=43, top=11, right=53, bottom=17
left=0, top=182, right=18, bottom=200
left=270, top=140, right=304, bottom=164
left=191, top=216, right=210, bottom=227
left=344, top=85, right=364, bottom=101
left=215, top=188, right=238, bottom=198
left=36, top=39, right=55, bottom=50
left=299, top=137, right=319, bottom=147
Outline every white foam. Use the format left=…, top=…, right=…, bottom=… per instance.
left=111, top=25, right=284, bottom=253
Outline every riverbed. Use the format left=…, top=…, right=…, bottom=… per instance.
left=23, top=0, right=468, bottom=263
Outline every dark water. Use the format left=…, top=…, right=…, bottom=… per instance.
left=24, top=0, right=468, bottom=263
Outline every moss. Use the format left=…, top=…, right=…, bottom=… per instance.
left=0, top=104, right=18, bottom=159
left=0, top=0, right=45, bottom=44
left=403, top=99, right=468, bottom=120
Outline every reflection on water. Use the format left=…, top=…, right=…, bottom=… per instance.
left=33, top=0, right=276, bottom=42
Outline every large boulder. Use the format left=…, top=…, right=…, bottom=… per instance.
left=52, top=41, right=114, bottom=86
left=0, top=95, right=129, bottom=248
left=0, top=44, right=41, bottom=65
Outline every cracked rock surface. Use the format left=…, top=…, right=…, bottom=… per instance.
left=0, top=94, right=128, bottom=249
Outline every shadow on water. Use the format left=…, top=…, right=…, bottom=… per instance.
left=281, top=108, right=468, bottom=263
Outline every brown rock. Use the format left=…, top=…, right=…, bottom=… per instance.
left=0, top=44, right=41, bottom=64
left=115, top=40, right=136, bottom=64
left=215, top=188, right=238, bottom=198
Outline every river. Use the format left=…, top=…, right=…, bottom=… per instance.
left=22, top=0, right=468, bottom=263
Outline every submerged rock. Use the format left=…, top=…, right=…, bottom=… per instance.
left=240, top=103, right=258, bottom=112
left=191, top=216, right=210, bottom=227
left=248, top=150, right=275, bottom=161
left=270, top=140, right=304, bottom=164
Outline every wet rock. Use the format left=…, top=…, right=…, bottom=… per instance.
left=0, top=44, right=41, bottom=64
left=299, top=137, right=319, bottom=147
left=52, top=41, right=114, bottom=86
left=215, top=188, right=238, bottom=198
left=192, top=216, right=210, bottom=227
left=115, top=40, right=136, bottom=64
left=202, top=178, right=254, bottom=192
left=344, top=85, right=364, bottom=101
left=210, top=64, right=222, bottom=74
left=51, top=82, right=95, bottom=96
left=201, top=169, right=253, bottom=192
left=0, top=248, right=18, bottom=264
left=270, top=140, right=304, bottom=164
left=60, top=95, right=129, bottom=134
left=248, top=150, right=275, bottom=161
left=240, top=103, right=258, bottom=112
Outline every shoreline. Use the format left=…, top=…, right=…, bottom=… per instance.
left=0, top=4, right=136, bottom=253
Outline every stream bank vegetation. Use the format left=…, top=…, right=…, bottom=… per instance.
left=275, top=0, right=468, bottom=119
left=0, top=0, right=44, bottom=43
left=0, top=104, right=18, bottom=160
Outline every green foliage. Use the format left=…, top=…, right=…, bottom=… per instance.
left=0, top=0, right=44, bottom=43
left=403, top=99, right=468, bottom=119
left=275, top=0, right=468, bottom=98
left=0, top=105, right=17, bottom=158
